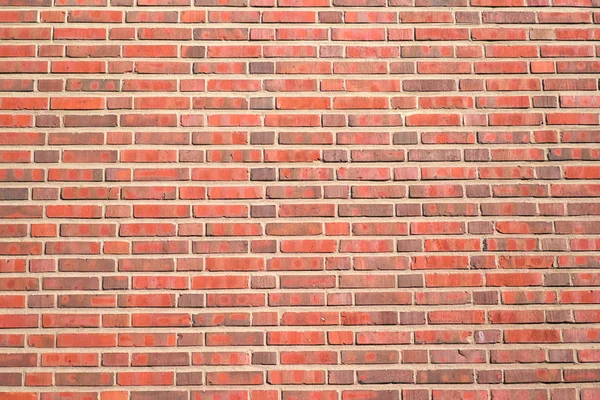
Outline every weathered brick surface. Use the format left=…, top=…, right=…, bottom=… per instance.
left=0, top=0, right=600, bottom=398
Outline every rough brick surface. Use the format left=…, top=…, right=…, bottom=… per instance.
left=0, top=0, right=600, bottom=398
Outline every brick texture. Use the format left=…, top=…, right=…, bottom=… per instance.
left=0, top=0, right=600, bottom=399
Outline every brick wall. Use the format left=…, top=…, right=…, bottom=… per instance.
left=0, top=0, right=600, bottom=399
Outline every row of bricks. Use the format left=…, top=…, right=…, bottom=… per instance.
left=1, top=0, right=599, bottom=7
left=1, top=389, right=600, bottom=400
left=0, top=79, right=598, bottom=95
left=0, top=150, right=596, bottom=163
left=4, top=9, right=600, bottom=24
left=1, top=315, right=599, bottom=337
left=4, top=61, right=600, bottom=75
left=0, top=368, right=599, bottom=385
left=3, top=113, right=599, bottom=129
left=0, top=268, right=597, bottom=285
left=1, top=255, right=597, bottom=271
left=2, top=95, right=600, bottom=110
left=2, top=220, right=600, bottom=235
left=3, top=238, right=600, bottom=254
left=1, top=203, right=599, bottom=218
left=0, top=131, right=598, bottom=145
left=1, top=290, right=599, bottom=307
left=5, top=27, right=600, bottom=41
left=2, top=389, right=600, bottom=400
left=1, top=132, right=598, bottom=146
left=2, top=78, right=600, bottom=93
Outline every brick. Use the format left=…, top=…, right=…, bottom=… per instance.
left=0, top=1, right=596, bottom=396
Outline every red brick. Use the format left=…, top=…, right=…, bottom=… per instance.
left=0, top=1, right=597, bottom=396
